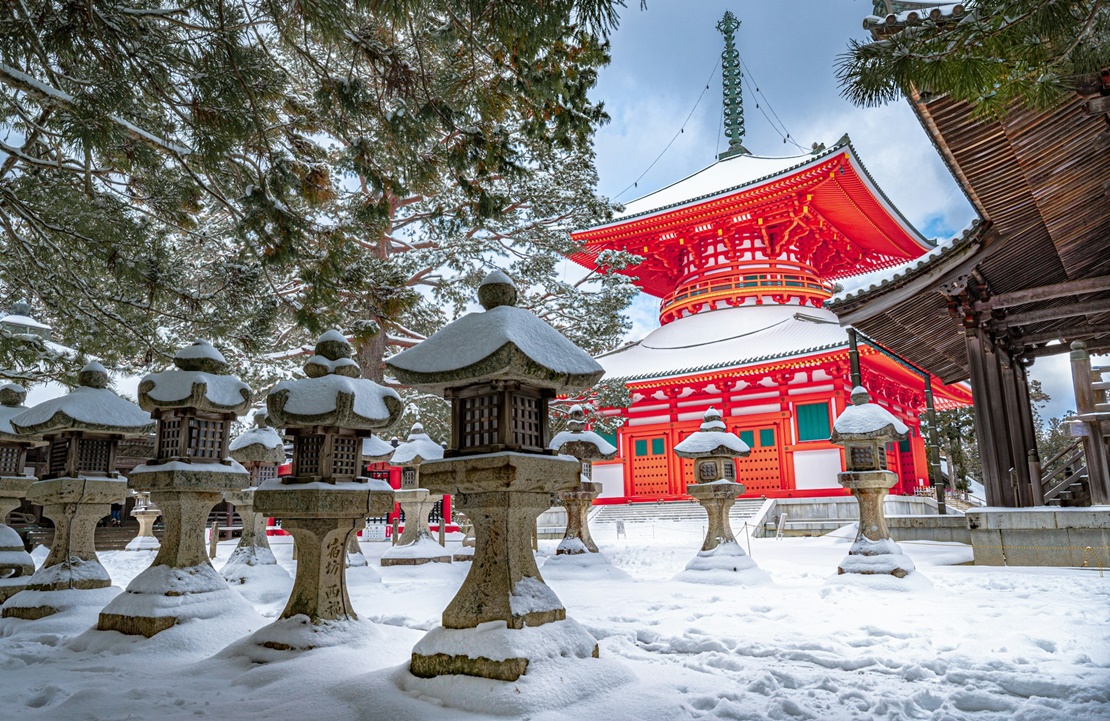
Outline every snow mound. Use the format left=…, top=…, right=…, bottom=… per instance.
left=381, top=536, right=451, bottom=561
left=541, top=552, right=631, bottom=581
left=674, top=542, right=771, bottom=585
left=394, top=654, right=635, bottom=716
left=550, top=428, right=617, bottom=456
left=823, top=569, right=933, bottom=593
left=124, top=535, right=161, bottom=552
left=674, top=430, right=749, bottom=456
left=509, top=576, right=564, bottom=616
left=222, top=556, right=292, bottom=610
left=217, top=614, right=392, bottom=663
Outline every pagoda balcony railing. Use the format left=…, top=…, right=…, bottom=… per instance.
left=659, top=260, right=834, bottom=323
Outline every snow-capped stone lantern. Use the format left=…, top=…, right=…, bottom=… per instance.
left=0, top=383, right=44, bottom=600
left=829, top=386, right=918, bottom=579
left=124, top=490, right=161, bottom=552
left=549, top=404, right=616, bottom=555
left=3, top=363, right=154, bottom=620
left=672, top=408, right=765, bottom=582
left=98, top=340, right=256, bottom=637
left=387, top=270, right=605, bottom=682
left=253, top=331, right=402, bottom=626
left=222, top=410, right=288, bottom=585
left=380, top=422, right=450, bottom=566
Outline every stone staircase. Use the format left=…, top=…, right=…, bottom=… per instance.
left=591, top=498, right=769, bottom=526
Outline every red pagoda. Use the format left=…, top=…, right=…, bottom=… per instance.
left=572, top=12, right=970, bottom=503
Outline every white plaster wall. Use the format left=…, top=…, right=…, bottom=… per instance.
left=793, top=449, right=843, bottom=490
left=593, top=463, right=625, bottom=499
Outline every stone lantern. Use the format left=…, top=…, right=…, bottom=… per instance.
left=548, top=404, right=616, bottom=555
left=253, top=330, right=401, bottom=626
left=123, top=490, right=161, bottom=552
left=829, top=386, right=917, bottom=578
left=0, top=383, right=44, bottom=601
left=97, top=340, right=257, bottom=637
left=222, top=410, right=289, bottom=586
left=672, top=407, right=765, bottom=581
left=3, top=362, right=154, bottom=620
left=386, top=270, right=605, bottom=682
left=381, top=422, right=450, bottom=566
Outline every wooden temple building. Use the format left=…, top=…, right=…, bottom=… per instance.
left=570, top=13, right=971, bottom=504
left=826, top=3, right=1110, bottom=508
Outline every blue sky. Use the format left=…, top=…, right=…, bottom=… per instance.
left=586, top=0, right=1083, bottom=420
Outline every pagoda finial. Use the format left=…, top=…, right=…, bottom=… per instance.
left=717, top=11, right=748, bottom=160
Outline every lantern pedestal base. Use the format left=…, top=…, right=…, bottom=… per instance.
left=555, top=481, right=601, bottom=555
left=382, top=489, right=450, bottom=566
left=410, top=617, right=599, bottom=682
left=0, top=477, right=36, bottom=599
left=411, top=452, right=587, bottom=680
left=1, top=476, right=123, bottom=620
left=98, top=467, right=252, bottom=637
left=836, top=470, right=917, bottom=579
left=125, top=507, right=162, bottom=551
left=222, top=488, right=282, bottom=583
left=252, top=480, right=394, bottom=626
left=686, top=480, right=744, bottom=551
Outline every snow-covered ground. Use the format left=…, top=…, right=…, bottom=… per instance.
left=1, top=521, right=1108, bottom=720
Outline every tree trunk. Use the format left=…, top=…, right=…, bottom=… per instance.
left=355, top=326, right=389, bottom=384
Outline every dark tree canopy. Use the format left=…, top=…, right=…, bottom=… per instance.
left=839, top=1, right=1110, bottom=116
left=0, top=0, right=639, bottom=389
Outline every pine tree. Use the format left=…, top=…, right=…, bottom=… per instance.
left=0, top=1, right=638, bottom=391
left=838, top=1, right=1110, bottom=116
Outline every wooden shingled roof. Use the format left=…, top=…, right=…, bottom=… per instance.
left=827, top=88, right=1110, bottom=383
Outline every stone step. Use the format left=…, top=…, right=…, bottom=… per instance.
left=592, top=499, right=765, bottom=525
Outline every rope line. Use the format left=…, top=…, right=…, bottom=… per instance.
left=738, top=55, right=808, bottom=152
left=612, top=56, right=721, bottom=201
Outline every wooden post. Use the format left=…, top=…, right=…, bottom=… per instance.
left=965, top=329, right=1004, bottom=505
left=983, top=343, right=1018, bottom=506
left=391, top=514, right=400, bottom=546
left=1071, top=342, right=1110, bottom=504
left=999, top=354, right=1031, bottom=506
left=208, top=521, right=219, bottom=559
left=1014, top=361, right=1043, bottom=504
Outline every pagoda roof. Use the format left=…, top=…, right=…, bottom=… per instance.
left=596, top=304, right=848, bottom=383
left=572, top=138, right=933, bottom=298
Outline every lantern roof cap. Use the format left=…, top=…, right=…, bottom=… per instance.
left=10, top=362, right=154, bottom=436
left=139, top=340, right=252, bottom=414
left=386, top=270, right=603, bottom=393
left=673, top=407, right=750, bottom=458
left=228, top=410, right=285, bottom=464
left=390, top=422, right=445, bottom=465
left=362, top=433, right=395, bottom=461
left=267, top=332, right=402, bottom=430
left=549, top=404, right=617, bottom=459
left=831, top=386, right=909, bottom=441
left=0, top=382, right=38, bottom=442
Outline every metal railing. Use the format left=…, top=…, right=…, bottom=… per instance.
left=1040, top=440, right=1089, bottom=505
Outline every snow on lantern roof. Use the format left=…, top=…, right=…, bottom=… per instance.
left=390, top=422, right=445, bottom=466
left=597, top=304, right=848, bottom=383
left=831, top=386, right=909, bottom=440
left=362, top=433, right=395, bottom=461
left=10, top=362, right=154, bottom=436
left=228, top=410, right=285, bottom=464
left=674, top=407, right=750, bottom=458
left=549, top=404, right=617, bottom=460
left=139, top=340, right=252, bottom=414
left=0, top=382, right=39, bottom=441
left=386, top=271, right=604, bottom=393
left=267, top=331, right=402, bottom=431
left=0, top=299, right=51, bottom=335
